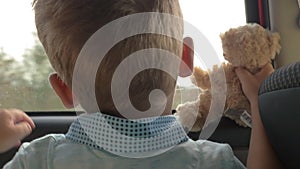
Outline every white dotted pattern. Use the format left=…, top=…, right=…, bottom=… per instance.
left=66, top=113, right=188, bottom=154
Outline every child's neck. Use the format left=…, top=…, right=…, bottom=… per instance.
left=97, top=106, right=173, bottom=119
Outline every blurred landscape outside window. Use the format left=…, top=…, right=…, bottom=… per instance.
left=0, top=1, right=246, bottom=111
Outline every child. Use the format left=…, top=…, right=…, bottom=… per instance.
left=0, top=109, right=35, bottom=153
left=4, top=0, right=279, bottom=168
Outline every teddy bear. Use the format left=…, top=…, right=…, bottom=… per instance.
left=175, top=23, right=281, bottom=132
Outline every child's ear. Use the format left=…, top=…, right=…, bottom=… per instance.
left=49, top=73, right=75, bottom=109
left=179, top=37, right=194, bottom=77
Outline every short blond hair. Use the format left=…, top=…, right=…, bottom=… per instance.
left=34, top=0, right=183, bottom=113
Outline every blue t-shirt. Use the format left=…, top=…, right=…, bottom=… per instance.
left=4, top=113, right=246, bottom=169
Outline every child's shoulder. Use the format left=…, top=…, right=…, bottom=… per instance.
left=20, top=134, right=66, bottom=152
left=181, top=139, right=245, bottom=168
left=175, top=139, right=234, bottom=158
left=4, top=134, right=67, bottom=168
left=194, top=139, right=233, bottom=152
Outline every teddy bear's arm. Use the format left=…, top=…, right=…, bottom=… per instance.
left=192, top=67, right=211, bottom=90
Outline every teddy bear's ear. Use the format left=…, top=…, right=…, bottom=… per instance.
left=220, top=33, right=225, bottom=40
left=269, top=32, right=281, bottom=59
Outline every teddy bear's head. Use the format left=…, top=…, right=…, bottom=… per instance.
left=220, top=23, right=281, bottom=71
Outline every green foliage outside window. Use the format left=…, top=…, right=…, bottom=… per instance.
left=0, top=33, right=195, bottom=111
left=0, top=33, right=65, bottom=111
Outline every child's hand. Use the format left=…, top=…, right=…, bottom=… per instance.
left=0, top=109, right=35, bottom=153
left=235, top=64, right=274, bottom=105
left=237, top=64, right=284, bottom=169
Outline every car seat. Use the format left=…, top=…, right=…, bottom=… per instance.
left=258, top=61, right=300, bottom=169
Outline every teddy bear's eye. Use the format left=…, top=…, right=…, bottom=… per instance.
left=223, top=53, right=226, bottom=57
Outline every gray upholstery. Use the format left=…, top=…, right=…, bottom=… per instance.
left=259, top=62, right=300, bottom=169
left=259, top=62, right=300, bottom=95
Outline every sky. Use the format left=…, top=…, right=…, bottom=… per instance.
left=0, top=0, right=35, bottom=60
left=0, top=0, right=246, bottom=63
left=179, top=0, right=246, bottom=66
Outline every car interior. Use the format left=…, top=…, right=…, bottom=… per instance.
left=259, top=62, right=300, bottom=169
left=0, top=0, right=299, bottom=168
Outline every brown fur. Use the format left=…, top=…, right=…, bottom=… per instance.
left=176, top=23, right=281, bottom=131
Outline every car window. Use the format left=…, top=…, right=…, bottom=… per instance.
left=174, top=0, right=246, bottom=108
left=0, top=1, right=246, bottom=111
left=0, top=1, right=66, bottom=111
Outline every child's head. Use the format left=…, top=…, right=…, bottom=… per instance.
left=34, top=0, right=193, bottom=117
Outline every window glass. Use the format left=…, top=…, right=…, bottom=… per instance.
left=174, top=0, right=246, bottom=108
left=0, top=1, right=246, bottom=111
left=0, top=1, right=65, bottom=111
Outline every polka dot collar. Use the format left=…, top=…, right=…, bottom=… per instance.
left=66, top=112, right=188, bottom=156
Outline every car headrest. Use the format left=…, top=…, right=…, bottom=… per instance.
left=258, top=61, right=300, bottom=169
